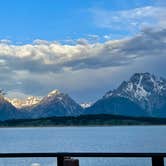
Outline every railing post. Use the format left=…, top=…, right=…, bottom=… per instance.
left=63, top=158, right=79, bottom=166
left=152, top=157, right=164, bottom=166
left=57, top=156, right=79, bottom=166
left=57, top=156, right=64, bottom=166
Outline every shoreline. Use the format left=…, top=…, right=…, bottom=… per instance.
left=0, top=124, right=166, bottom=129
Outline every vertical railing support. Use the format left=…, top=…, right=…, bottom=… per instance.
left=152, top=157, right=164, bottom=166
left=63, top=158, right=79, bottom=166
left=57, top=156, right=64, bottom=166
left=57, top=156, right=79, bottom=166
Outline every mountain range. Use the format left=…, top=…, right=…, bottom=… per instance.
left=4, top=90, right=83, bottom=120
left=0, top=72, right=166, bottom=121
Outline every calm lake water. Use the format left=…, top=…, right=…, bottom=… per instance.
left=0, top=126, right=165, bottom=166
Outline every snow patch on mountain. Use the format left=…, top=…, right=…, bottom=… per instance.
left=47, top=89, right=61, bottom=97
left=6, top=96, right=41, bottom=108
left=80, top=102, right=92, bottom=108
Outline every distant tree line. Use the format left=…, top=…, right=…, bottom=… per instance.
left=0, top=114, right=166, bottom=127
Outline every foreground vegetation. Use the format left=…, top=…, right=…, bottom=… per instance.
left=0, top=114, right=166, bottom=127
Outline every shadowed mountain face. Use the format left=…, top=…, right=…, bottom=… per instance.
left=85, top=97, right=147, bottom=117
left=0, top=96, right=20, bottom=121
left=85, top=73, right=166, bottom=117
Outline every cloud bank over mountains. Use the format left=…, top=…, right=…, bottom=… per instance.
left=0, top=28, right=166, bottom=73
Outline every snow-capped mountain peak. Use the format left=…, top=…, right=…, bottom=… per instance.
left=31, top=89, right=83, bottom=118
left=104, top=73, right=166, bottom=112
left=128, top=73, right=166, bottom=97
left=47, top=89, right=61, bottom=97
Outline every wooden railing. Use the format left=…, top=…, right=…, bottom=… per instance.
left=0, top=152, right=165, bottom=166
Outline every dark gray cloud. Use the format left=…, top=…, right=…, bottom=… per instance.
left=120, top=28, right=166, bottom=56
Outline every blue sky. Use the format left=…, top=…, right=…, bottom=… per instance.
left=0, top=0, right=158, bottom=43
left=0, top=0, right=166, bottom=103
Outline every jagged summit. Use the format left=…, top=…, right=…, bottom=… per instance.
left=105, top=73, right=166, bottom=97
left=129, top=73, right=166, bottom=94
left=47, top=89, right=61, bottom=97
left=104, top=72, right=166, bottom=112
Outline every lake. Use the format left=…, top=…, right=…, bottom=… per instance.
left=0, top=126, right=165, bottom=166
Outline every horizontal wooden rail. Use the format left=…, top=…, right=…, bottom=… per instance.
left=0, top=152, right=165, bottom=158
left=0, top=152, right=165, bottom=166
